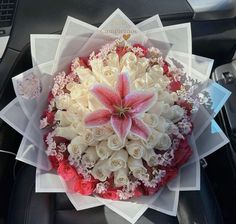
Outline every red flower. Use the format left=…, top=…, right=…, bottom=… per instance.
left=132, top=44, right=148, bottom=57
left=53, top=136, right=69, bottom=145
left=79, top=57, right=89, bottom=68
left=100, top=188, right=119, bottom=200
left=163, top=62, right=169, bottom=74
left=74, top=178, right=97, bottom=195
left=57, top=161, right=77, bottom=181
left=169, top=80, right=182, bottom=92
left=116, top=46, right=128, bottom=58
left=42, top=111, right=55, bottom=124
left=47, top=91, right=54, bottom=102
left=177, top=100, right=192, bottom=115
left=159, top=168, right=178, bottom=187
left=171, top=138, right=192, bottom=168
left=133, top=186, right=143, bottom=197
left=48, top=156, right=59, bottom=169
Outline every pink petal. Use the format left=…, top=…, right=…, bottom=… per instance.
left=84, top=109, right=111, bottom=127
left=124, top=91, right=157, bottom=115
left=130, top=118, right=150, bottom=140
left=116, top=73, right=130, bottom=99
left=92, top=85, right=121, bottom=111
left=111, top=115, right=132, bottom=142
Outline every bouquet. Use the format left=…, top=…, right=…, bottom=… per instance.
left=0, top=9, right=230, bottom=223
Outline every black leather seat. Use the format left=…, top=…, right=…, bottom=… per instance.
left=7, top=165, right=223, bottom=224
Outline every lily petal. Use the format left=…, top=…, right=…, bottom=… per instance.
left=116, top=73, right=130, bottom=99
left=111, top=114, right=132, bottom=142
left=92, top=85, right=121, bottom=111
left=85, top=109, right=111, bottom=127
left=130, top=117, right=150, bottom=140
left=124, top=91, right=157, bottom=115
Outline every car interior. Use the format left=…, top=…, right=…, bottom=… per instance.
left=0, top=0, right=236, bottom=224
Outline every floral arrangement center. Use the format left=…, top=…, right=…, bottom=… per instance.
left=85, top=73, right=156, bottom=142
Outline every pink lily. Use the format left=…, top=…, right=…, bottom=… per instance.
left=84, top=73, right=157, bottom=142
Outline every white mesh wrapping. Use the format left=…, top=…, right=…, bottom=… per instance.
left=0, top=9, right=231, bottom=223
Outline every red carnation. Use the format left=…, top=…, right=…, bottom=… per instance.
left=74, top=178, right=97, bottom=196
left=169, top=80, right=182, bottom=92
left=159, top=168, right=178, bottom=187
left=100, top=188, right=119, bottom=200
left=116, top=46, right=128, bottom=59
left=133, top=186, right=143, bottom=197
left=79, top=57, right=89, bottom=68
left=47, top=91, right=54, bottom=102
left=53, top=136, right=69, bottom=145
left=177, top=100, right=192, bottom=115
left=48, top=156, right=60, bottom=169
left=163, top=62, right=169, bottom=74
left=42, top=111, right=55, bottom=124
left=57, top=161, right=77, bottom=181
left=133, top=43, right=148, bottom=57
left=171, top=138, right=192, bottom=168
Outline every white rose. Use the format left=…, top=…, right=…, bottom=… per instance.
left=55, top=93, right=71, bottom=110
left=54, top=126, right=77, bottom=140
left=158, top=91, right=173, bottom=104
left=150, top=64, right=163, bottom=76
left=170, top=105, right=185, bottom=123
left=136, top=57, right=149, bottom=77
left=155, top=133, right=171, bottom=151
left=81, top=146, right=99, bottom=168
left=143, top=148, right=159, bottom=167
left=155, top=116, right=167, bottom=132
left=107, top=134, right=125, bottom=151
left=96, top=141, right=113, bottom=160
left=170, top=92, right=178, bottom=102
left=158, top=76, right=171, bottom=89
left=66, top=82, right=79, bottom=91
left=81, top=76, right=97, bottom=89
left=120, top=52, right=137, bottom=69
left=71, top=121, right=86, bottom=135
left=93, top=126, right=113, bottom=141
left=54, top=110, right=71, bottom=126
left=132, top=77, right=146, bottom=90
left=127, top=133, right=140, bottom=141
left=165, top=120, right=179, bottom=135
left=128, top=157, right=149, bottom=180
left=70, top=86, right=89, bottom=108
left=143, top=113, right=159, bottom=128
left=74, top=67, right=93, bottom=81
left=91, top=159, right=111, bottom=181
left=69, top=85, right=84, bottom=99
left=82, top=129, right=95, bottom=145
left=108, top=149, right=128, bottom=171
left=82, top=129, right=96, bottom=145
left=148, top=101, right=170, bottom=116
left=142, top=129, right=160, bottom=149
left=101, top=66, right=119, bottom=86
left=64, top=110, right=81, bottom=124
left=67, top=100, right=90, bottom=118
left=121, top=64, right=137, bottom=82
left=164, top=108, right=174, bottom=121
left=126, top=140, right=145, bottom=159
left=106, top=52, right=120, bottom=69
left=133, top=75, right=154, bottom=90
left=67, top=136, right=87, bottom=156
left=114, top=167, right=129, bottom=187
left=88, top=93, right=102, bottom=111
left=155, top=84, right=165, bottom=97
left=90, top=58, right=103, bottom=80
